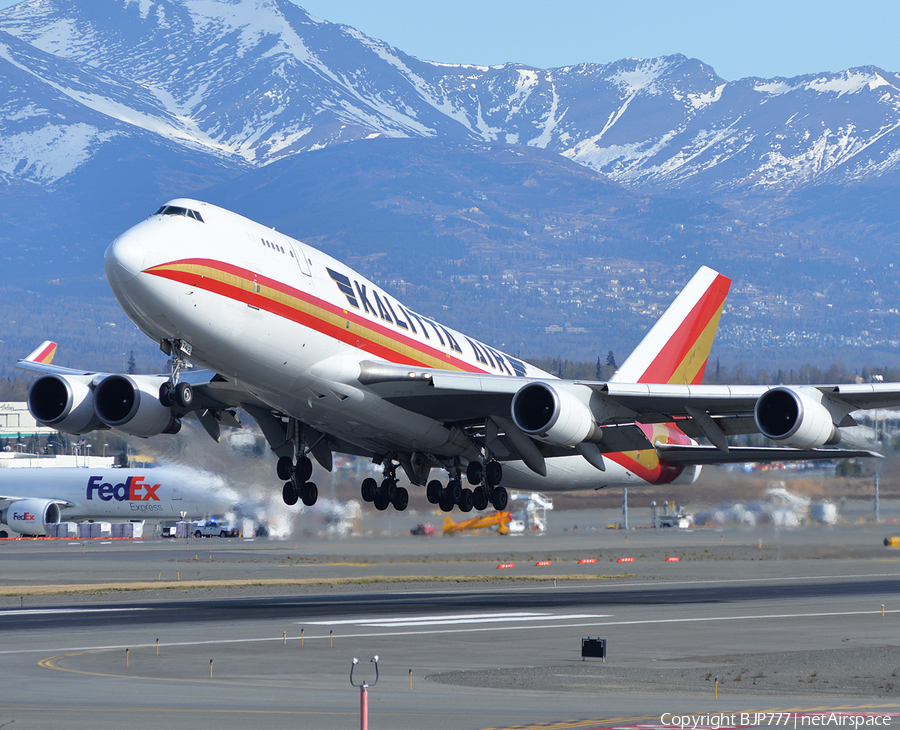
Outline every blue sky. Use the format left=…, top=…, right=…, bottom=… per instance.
left=0, top=0, right=897, bottom=81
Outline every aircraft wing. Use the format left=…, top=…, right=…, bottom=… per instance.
left=359, top=361, right=888, bottom=463
left=0, top=494, right=75, bottom=507
left=16, top=342, right=370, bottom=461
left=362, top=360, right=900, bottom=427
left=655, top=444, right=881, bottom=464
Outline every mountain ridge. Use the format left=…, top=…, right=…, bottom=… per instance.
left=3, top=0, right=900, bottom=191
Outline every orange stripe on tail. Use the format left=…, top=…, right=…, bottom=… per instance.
left=611, top=267, right=730, bottom=385
left=24, top=341, right=58, bottom=365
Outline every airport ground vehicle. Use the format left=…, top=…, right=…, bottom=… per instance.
left=192, top=518, right=238, bottom=538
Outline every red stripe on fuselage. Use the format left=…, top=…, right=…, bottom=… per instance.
left=144, top=258, right=488, bottom=374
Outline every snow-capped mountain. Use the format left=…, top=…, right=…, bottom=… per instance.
left=2, top=0, right=900, bottom=192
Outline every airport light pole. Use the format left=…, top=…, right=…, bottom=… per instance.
left=350, top=655, right=379, bottom=730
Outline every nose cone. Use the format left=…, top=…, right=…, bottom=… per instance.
left=104, top=235, right=144, bottom=284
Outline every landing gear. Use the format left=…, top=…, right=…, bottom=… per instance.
left=282, top=478, right=318, bottom=507
left=278, top=422, right=318, bottom=507
left=466, top=460, right=483, bottom=486
left=282, top=481, right=298, bottom=506
left=175, top=381, right=193, bottom=408
left=459, top=488, right=474, bottom=513
left=491, top=486, right=508, bottom=511
left=277, top=456, right=293, bottom=481
left=158, top=339, right=193, bottom=409
left=445, top=479, right=462, bottom=505
left=426, top=479, right=443, bottom=504
left=472, top=486, right=489, bottom=511
left=300, top=481, right=318, bottom=507
left=295, top=456, right=313, bottom=482
left=159, top=381, right=176, bottom=408
left=361, top=477, right=378, bottom=502
left=392, top=487, right=409, bottom=511
left=360, top=460, right=409, bottom=511
left=427, top=455, right=508, bottom=513
left=486, top=460, right=502, bottom=487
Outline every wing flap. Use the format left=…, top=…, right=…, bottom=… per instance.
left=657, top=444, right=880, bottom=465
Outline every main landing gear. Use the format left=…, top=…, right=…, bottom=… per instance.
left=427, top=459, right=508, bottom=513
left=360, top=461, right=409, bottom=512
left=279, top=454, right=318, bottom=507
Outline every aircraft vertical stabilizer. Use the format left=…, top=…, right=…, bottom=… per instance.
left=24, top=340, right=58, bottom=365
left=610, top=266, right=731, bottom=385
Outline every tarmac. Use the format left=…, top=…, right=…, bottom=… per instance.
left=0, top=504, right=899, bottom=729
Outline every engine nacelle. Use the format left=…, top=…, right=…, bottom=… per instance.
left=93, top=374, right=182, bottom=437
left=2, top=498, right=61, bottom=537
left=27, top=374, right=103, bottom=434
left=754, top=386, right=839, bottom=449
left=511, top=382, right=598, bottom=447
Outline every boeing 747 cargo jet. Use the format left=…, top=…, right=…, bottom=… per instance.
left=16, top=200, right=890, bottom=514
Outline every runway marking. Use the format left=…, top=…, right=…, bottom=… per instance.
left=0, top=605, right=889, bottom=659
left=386, top=572, right=900, bottom=598
left=0, top=607, right=150, bottom=618
left=303, top=611, right=606, bottom=628
left=0, top=703, right=353, bottom=717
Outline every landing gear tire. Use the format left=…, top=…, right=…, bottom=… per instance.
left=466, top=461, right=483, bottom=485
left=445, top=479, right=462, bottom=505
left=392, top=487, right=409, bottom=511
left=472, top=486, right=489, bottom=511
left=381, top=478, right=397, bottom=502
left=439, top=493, right=455, bottom=512
left=491, top=486, right=508, bottom=511
left=301, top=482, right=318, bottom=507
left=158, top=381, right=176, bottom=408
left=175, top=381, right=193, bottom=409
left=486, top=461, right=503, bottom=487
left=361, top=477, right=378, bottom=502
left=276, top=456, right=293, bottom=481
left=426, top=479, right=443, bottom=504
left=282, top=481, right=298, bottom=506
left=296, top=456, right=313, bottom=482
left=194, top=530, right=202, bottom=538
left=374, top=489, right=391, bottom=511
left=459, top=488, right=474, bottom=513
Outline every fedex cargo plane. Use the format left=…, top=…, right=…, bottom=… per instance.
left=17, top=200, right=887, bottom=515
left=0, top=466, right=234, bottom=536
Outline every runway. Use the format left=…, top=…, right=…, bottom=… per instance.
left=0, top=521, right=899, bottom=729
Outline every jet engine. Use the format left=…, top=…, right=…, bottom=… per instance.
left=2, top=498, right=61, bottom=537
left=27, top=374, right=102, bottom=434
left=754, top=386, right=839, bottom=449
left=511, top=382, right=598, bottom=447
left=93, top=375, right=182, bottom=437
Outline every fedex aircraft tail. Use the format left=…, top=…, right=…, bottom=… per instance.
left=610, top=266, right=731, bottom=385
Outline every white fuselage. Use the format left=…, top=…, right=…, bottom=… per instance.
left=0, top=467, right=234, bottom=521
left=104, top=199, right=692, bottom=491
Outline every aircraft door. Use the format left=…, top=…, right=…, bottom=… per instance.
left=285, top=238, right=311, bottom=276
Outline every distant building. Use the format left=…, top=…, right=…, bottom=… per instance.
left=0, top=402, right=55, bottom=439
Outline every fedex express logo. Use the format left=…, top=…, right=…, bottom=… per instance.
left=12, top=511, right=35, bottom=521
left=87, top=475, right=161, bottom=502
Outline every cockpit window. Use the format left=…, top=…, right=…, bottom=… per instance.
left=154, top=205, right=204, bottom=223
